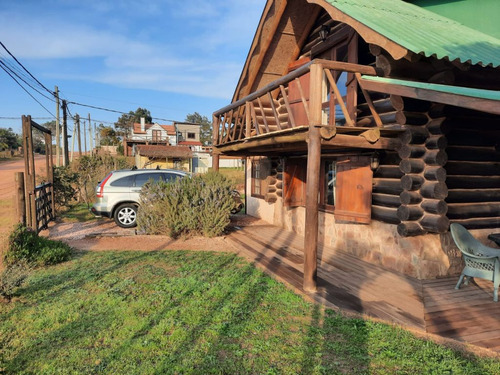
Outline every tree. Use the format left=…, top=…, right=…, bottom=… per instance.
left=114, top=107, right=152, bottom=138
left=97, top=124, right=120, bottom=146
left=185, top=112, right=212, bottom=146
left=0, top=127, right=21, bottom=151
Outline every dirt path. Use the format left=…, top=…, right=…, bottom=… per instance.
left=0, top=155, right=48, bottom=259
left=47, top=214, right=265, bottom=253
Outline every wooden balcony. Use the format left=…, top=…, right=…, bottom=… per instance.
left=213, top=59, right=403, bottom=156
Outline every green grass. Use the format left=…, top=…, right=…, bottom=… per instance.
left=1, top=251, right=499, bottom=374
left=213, top=167, right=245, bottom=189
left=59, top=203, right=97, bottom=222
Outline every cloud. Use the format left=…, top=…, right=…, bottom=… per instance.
left=0, top=0, right=264, bottom=100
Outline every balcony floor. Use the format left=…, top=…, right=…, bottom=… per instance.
left=227, top=220, right=500, bottom=353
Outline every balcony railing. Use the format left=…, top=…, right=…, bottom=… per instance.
left=126, top=135, right=171, bottom=144
left=213, top=59, right=387, bottom=148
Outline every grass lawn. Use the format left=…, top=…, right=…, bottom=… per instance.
left=59, top=203, right=97, bottom=223
left=1, top=250, right=499, bottom=374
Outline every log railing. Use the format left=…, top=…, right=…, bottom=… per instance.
left=213, top=59, right=382, bottom=147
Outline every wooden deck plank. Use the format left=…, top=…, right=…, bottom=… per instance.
left=228, top=221, right=500, bottom=353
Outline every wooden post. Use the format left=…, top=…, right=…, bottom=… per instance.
left=88, top=113, right=93, bottom=154
left=15, top=172, right=26, bottom=226
left=44, top=132, right=55, bottom=219
left=62, top=100, right=69, bottom=166
left=55, top=86, right=60, bottom=167
left=303, top=62, right=323, bottom=293
left=212, top=114, right=220, bottom=172
left=76, top=114, right=82, bottom=157
left=22, top=115, right=37, bottom=231
left=245, top=101, right=251, bottom=138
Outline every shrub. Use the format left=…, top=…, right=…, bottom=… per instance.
left=0, top=261, right=32, bottom=300
left=137, top=172, right=234, bottom=238
left=52, top=166, right=78, bottom=210
left=5, top=224, right=72, bottom=266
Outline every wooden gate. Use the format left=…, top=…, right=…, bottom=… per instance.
left=22, top=115, right=55, bottom=233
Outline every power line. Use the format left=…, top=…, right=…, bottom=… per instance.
left=0, top=40, right=54, bottom=96
left=0, top=59, right=56, bottom=103
left=0, top=62, right=56, bottom=119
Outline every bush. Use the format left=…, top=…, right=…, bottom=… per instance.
left=0, top=262, right=32, bottom=300
left=137, top=172, right=234, bottom=238
left=52, top=166, right=78, bottom=210
left=5, top=224, right=72, bottom=266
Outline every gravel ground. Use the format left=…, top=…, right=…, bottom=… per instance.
left=46, top=214, right=265, bottom=253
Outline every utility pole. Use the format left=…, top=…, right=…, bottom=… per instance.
left=83, top=119, right=87, bottom=154
left=76, top=114, right=82, bottom=157
left=88, top=113, right=93, bottom=154
left=62, top=100, right=69, bottom=166
left=55, top=86, right=60, bottom=167
left=71, top=117, right=76, bottom=162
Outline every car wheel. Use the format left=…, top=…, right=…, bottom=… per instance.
left=114, top=203, right=137, bottom=228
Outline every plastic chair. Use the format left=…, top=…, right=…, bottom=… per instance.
left=450, top=223, right=500, bottom=302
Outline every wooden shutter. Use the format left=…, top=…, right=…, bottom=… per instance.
left=334, top=156, right=372, bottom=224
left=284, top=158, right=307, bottom=207
left=287, top=57, right=311, bottom=127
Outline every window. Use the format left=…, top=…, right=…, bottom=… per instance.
left=152, top=130, right=161, bottom=142
left=187, top=132, right=196, bottom=139
left=134, top=173, right=163, bottom=187
left=251, top=157, right=270, bottom=198
left=321, top=160, right=336, bottom=211
left=110, top=176, right=133, bottom=187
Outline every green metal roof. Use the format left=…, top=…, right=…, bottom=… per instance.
left=362, top=76, right=500, bottom=101
left=360, top=76, right=500, bottom=115
left=325, top=0, right=500, bottom=67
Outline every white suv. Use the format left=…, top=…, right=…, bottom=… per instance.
left=91, top=169, right=188, bottom=228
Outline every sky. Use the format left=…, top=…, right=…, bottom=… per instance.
left=0, top=0, right=265, bottom=135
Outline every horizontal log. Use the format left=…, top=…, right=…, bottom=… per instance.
left=390, top=95, right=431, bottom=112
left=420, top=213, right=450, bottom=233
left=356, top=111, right=397, bottom=127
left=446, top=176, right=500, bottom=189
left=446, top=160, right=500, bottom=177
left=372, top=193, right=401, bottom=208
left=376, top=54, right=435, bottom=80
left=423, top=166, right=446, bottom=182
left=357, top=98, right=395, bottom=117
left=446, top=188, right=500, bottom=203
left=429, top=104, right=496, bottom=119
left=428, top=70, right=455, bottom=85
left=399, top=159, right=425, bottom=174
left=397, top=205, right=424, bottom=221
left=450, top=217, right=500, bottom=230
left=382, top=151, right=402, bottom=165
left=397, top=222, right=426, bottom=237
left=371, top=205, right=401, bottom=224
left=399, top=126, right=429, bottom=145
left=398, top=145, right=426, bottom=159
left=443, top=116, right=500, bottom=131
left=396, top=111, right=429, bottom=126
left=421, top=182, right=448, bottom=199
left=425, top=135, right=447, bottom=150
left=447, top=130, right=500, bottom=147
left=265, top=193, right=277, bottom=203
left=373, top=165, right=404, bottom=179
left=423, top=150, right=448, bottom=166
left=401, top=174, right=425, bottom=191
left=372, top=178, right=404, bottom=195
left=400, top=191, right=423, bottom=205
left=421, top=199, right=448, bottom=215
left=426, top=118, right=451, bottom=135
left=447, top=202, right=500, bottom=219
left=446, top=146, right=499, bottom=162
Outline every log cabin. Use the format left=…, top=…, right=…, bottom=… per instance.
left=212, top=0, right=500, bottom=291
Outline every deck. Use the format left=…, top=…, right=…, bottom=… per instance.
left=227, top=222, right=500, bottom=353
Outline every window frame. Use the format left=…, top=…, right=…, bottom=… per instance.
left=251, top=157, right=270, bottom=199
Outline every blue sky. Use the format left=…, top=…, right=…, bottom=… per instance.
left=0, top=0, right=264, bottom=134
